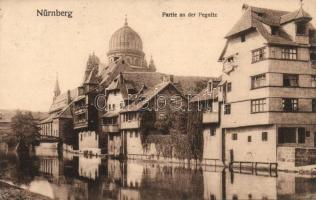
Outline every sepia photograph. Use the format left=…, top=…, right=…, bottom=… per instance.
left=1, top=0, right=316, bottom=199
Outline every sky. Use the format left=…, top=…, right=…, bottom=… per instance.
left=0, top=0, right=315, bottom=112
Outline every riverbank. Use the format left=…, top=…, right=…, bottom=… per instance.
left=0, top=181, right=52, bottom=200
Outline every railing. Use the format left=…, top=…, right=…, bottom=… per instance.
left=102, top=124, right=119, bottom=133
left=127, top=154, right=222, bottom=166
left=202, top=111, right=219, bottom=124
left=229, top=161, right=278, bottom=176
left=120, top=120, right=140, bottom=129
left=74, top=121, right=88, bottom=129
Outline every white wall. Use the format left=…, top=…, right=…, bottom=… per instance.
left=126, top=130, right=143, bottom=155
left=78, top=131, right=100, bottom=154
left=225, top=125, right=277, bottom=163
left=203, top=126, right=222, bottom=161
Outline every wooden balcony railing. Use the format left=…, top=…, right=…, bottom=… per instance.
left=120, top=120, right=140, bottom=129
left=102, top=124, right=119, bottom=133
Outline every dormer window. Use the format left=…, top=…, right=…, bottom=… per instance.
left=271, top=26, right=279, bottom=35
left=296, top=23, right=307, bottom=35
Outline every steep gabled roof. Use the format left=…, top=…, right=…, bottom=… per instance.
left=280, top=7, right=312, bottom=24
left=120, top=81, right=184, bottom=113
left=49, top=88, right=78, bottom=114
left=225, top=4, right=312, bottom=44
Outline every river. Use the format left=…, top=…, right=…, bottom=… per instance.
left=0, top=148, right=316, bottom=200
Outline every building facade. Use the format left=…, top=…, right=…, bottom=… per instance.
left=214, top=4, right=316, bottom=169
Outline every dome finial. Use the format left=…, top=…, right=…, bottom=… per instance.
left=124, top=14, right=128, bottom=26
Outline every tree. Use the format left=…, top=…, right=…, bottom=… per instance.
left=11, top=110, right=40, bottom=153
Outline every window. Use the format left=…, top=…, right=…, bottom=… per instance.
left=80, top=134, right=83, bottom=141
left=210, top=195, right=216, bottom=200
left=113, top=104, right=116, bottom=110
left=120, top=102, right=124, bottom=109
left=296, top=23, right=306, bottom=35
left=232, top=133, right=238, bottom=140
left=251, top=74, right=266, bottom=89
left=271, top=26, right=279, bottom=35
left=241, top=35, right=245, bottom=42
left=224, top=104, right=231, bottom=115
left=210, top=128, right=216, bottom=136
left=135, top=131, right=138, bottom=138
left=248, top=136, right=252, bottom=142
left=312, top=76, right=316, bottom=87
left=298, top=128, right=306, bottom=143
left=130, top=132, right=133, bottom=138
left=252, top=48, right=265, bottom=63
left=262, top=132, right=268, bottom=141
left=251, top=98, right=266, bottom=113
left=281, top=48, right=297, bottom=60
left=282, top=98, right=298, bottom=112
left=283, top=74, right=299, bottom=87
left=278, top=127, right=296, bottom=143
left=313, top=99, right=316, bottom=112
left=109, top=104, right=111, bottom=110
left=227, top=82, right=232, bottom=92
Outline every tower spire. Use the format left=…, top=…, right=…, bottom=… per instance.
left=124, top=14, right=128, bottom=26
left=54, top=73, right=61, bottom=98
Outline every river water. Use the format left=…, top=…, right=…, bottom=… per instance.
left=1, top=148, right=316, bottom=200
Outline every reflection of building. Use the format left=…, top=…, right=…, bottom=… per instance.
left=226, top=172, right=277, bottom=200
left=203, top=170, right=225, bottom=200
left=78, top=156, right=101, bottom=180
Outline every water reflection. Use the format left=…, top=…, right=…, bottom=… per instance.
left=1, top=148, right=316, bottom=200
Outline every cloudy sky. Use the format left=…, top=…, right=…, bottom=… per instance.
left=0, top=0, right=315, bottom=111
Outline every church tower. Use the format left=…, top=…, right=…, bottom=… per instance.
left=54, top=74, right=61, bottom=99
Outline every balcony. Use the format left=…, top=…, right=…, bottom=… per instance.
left=102, top=124, right=119, bottom=133
left=202, top=112, right=219, bottom=124
left=120, top=120, right=140, bottom=129
left=74, top=121, right=88, bottom=129
left=74, top=106, right=87, bottom=115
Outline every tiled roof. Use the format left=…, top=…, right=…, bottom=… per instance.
left=120, top=81, right=181, bottom=113
left=280, top=7, right=312, bottom=24
left=49, top=88, right=78, bottom=113
left=190, top=88, right=218, bottom=102
left=225, top=4, right=313, bottom=46
left=102, top=111, right=119, bottom=118
left=99, top=58, right=151, bottom=87
left=84, top=68, right=99, bottom=85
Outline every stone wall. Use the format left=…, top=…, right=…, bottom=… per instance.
left=295, top=148, right=316, bottom=167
